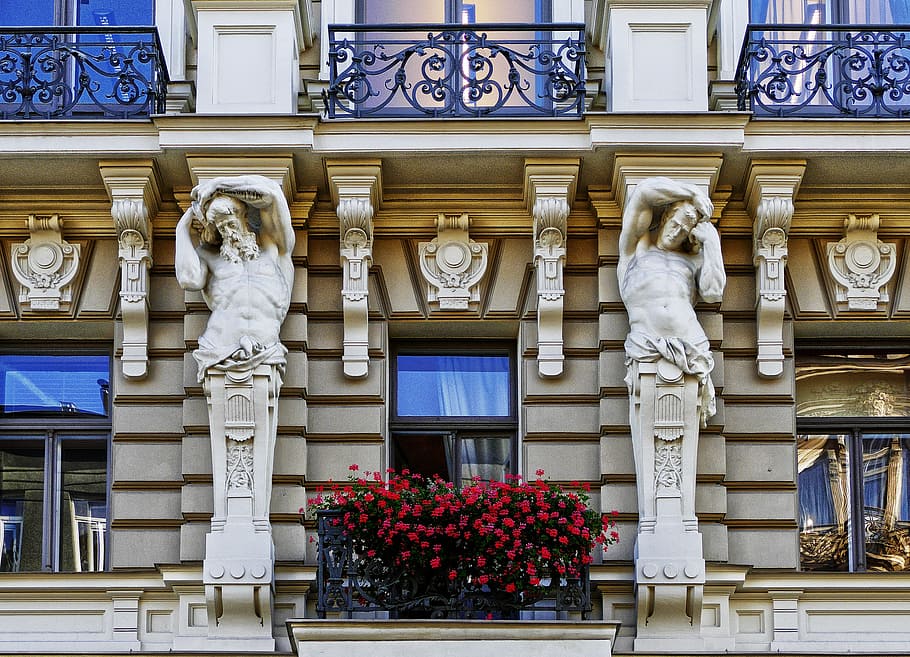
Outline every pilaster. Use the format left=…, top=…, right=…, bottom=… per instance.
left=605, top=0, right=713, bottom=112
left=325, top=160, right=382, bottom=379
left=524, top=159, right=579, bottom=378
left=745, top=161, right=805, bottom=378
left=100, top=161, right=161, bottom=380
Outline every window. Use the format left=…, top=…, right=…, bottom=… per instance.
left=796, top=351, right=910, bottom=572
left=390, top=344, right=517, bottom=488
left=357, top=0, right=550, bottom=24
left=751, top=0, right=910, bottom=23
left=0, top=0, right=153, bottom=28
left=0, top=354, right=110, bottom=572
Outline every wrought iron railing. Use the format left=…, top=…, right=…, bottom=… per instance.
left=315, top=509, right=592, bottom=619
left=324, top=23, right=586, bottom=119
left=736, top=24, right=910, bottom=118
left=0, top=27, right=168, bottom=120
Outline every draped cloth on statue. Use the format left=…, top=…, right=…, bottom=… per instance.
left=624, top=332, right=715, bottom=427
left=194, top=335, right=287, bottom=382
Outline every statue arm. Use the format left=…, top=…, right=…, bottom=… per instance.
left=692, top=221, right=726, bottom=303
left=175, top=206, right=208, bottom=291
left=618, top=177, right=714, bottom=284
left=199, top=175, right=295, bottom=256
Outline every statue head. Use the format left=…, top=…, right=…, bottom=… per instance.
left=200, top=194, right=260, bottom=263
left=655, top=200, right=701, bottom=253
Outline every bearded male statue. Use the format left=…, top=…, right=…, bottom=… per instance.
left=175, top=175, right=294, bottom=648
left=176, top=175, right=294, bottom=380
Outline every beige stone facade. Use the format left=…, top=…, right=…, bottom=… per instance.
left=0, top=0, right=910, bottom=654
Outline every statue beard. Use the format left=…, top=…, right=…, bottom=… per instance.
left=219, top=226, right=260, bottom=264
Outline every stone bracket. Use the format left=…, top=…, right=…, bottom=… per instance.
left=419, top=214, right=488, bottom=311
left=326, top=160, right=382, bottom=379
left=745, top=161, right=805, bottom=378
left=11, top=214, right=81, bottom=314
left=100, top=161, right=161, bottom=379
left=525, top=159, right=579, bottom=378
left=827, top=214, right=897, bottom=314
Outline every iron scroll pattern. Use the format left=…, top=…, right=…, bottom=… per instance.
left=0, top=27, right=168, bottom=119
left=324, top=23, right=586, bottom=118
left=736, top=25, right=910, bottom=118
left=315, top=509, right=592, bottom=619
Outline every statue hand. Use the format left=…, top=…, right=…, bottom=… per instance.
left=689, top=221, right=717, bottom=244
left=691, top=190, right=714, bottom=222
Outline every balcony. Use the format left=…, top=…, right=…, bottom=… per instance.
left=736, top=24, right=910, bottom=118
left=315, top=509, right=592, bottom=619
left=323, top=23, right=586, bottom=119
left=0, top=27, right=168, bottom=120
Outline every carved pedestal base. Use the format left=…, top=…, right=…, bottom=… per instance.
left=201, top=363, right=282, bottom=650
left=628, top=359, right=706, bottom=650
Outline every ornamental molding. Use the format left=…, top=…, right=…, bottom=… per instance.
left=746, top=161, right=804, bottom=379
left=11, top=214, right=81, bottom=313
left=100, top=161, right=160, bottom=379
left=827, top=213, right=897, bottom=313
left=326, top=160, right=382, bottom=378
left=419, top=213, right=488, bottom=311
left=525, top=159, right=578, bottom=378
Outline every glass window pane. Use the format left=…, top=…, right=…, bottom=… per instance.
left=0, top=442, right=45, bottom=572
left=459, top=435, right=511, bottom=487
left=0, top=0, right=55, bottom=26
left=0, top=355, right=110, bottom=416
left=57, top=442, right=107, bottom=572
left=362, top=0, right=445, bottom=23
left=75, top=0, right=154, bottom=27
left=397, top=354, right=510, bottom=417
left=796, top=353, right=910, bottom=417
left=751, top=0, right=831, bottom=23
left=391, top=433, right=455, bottom=481
left=798, top=434, right=851, bottom=571
left=862, top=434, right=910, bottom=572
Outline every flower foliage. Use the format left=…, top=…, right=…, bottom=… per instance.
left=309, top=466, right=618, bottom=598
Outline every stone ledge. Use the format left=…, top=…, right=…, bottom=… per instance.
left=287, top=619, right=620, bottom=657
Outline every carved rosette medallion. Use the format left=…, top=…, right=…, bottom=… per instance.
left=11, top=214, right=81, bottom=312
left=419, top=213, right=488, bottom=310
left=826, top=214, right=896, bottom=312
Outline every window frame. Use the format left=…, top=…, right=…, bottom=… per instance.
left=389, top=342, right=518, bottom=487
left=795, top=345, right=910, bottom=572
left=0, top=348, right=111, bottom=573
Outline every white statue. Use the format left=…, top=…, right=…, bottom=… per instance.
left=176, top=175, right=295, bottom=380
left=618, top=177, right=725, bottom=426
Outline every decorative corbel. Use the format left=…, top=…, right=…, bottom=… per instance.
left=419, top=214, right=488, bottom=311
left=99, top=162, right=161, bottom=379
left=11, top=214, right=81, bottom=312
left=827, top=214, right=896, bottom=313
left=326, top=160, right=382, bottom=379
left=524, top=159, right=579, bottom=378
left=746, top=161, right=805, bottom=379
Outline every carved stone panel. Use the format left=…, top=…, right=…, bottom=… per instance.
left=419, top=214, right=488, bottom=311
left=11, top=215, right=81, bottom=312
left=826, top=214, right=896, bottom=313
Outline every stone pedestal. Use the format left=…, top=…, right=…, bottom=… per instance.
left=201, top=363, right=282, bottom=650
left=629, top=359, right=705, bottom=650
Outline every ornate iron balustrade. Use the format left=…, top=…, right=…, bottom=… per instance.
left=315, top=509, right=592, bottom=619
left=736, top=24, right=910, bottom=118
left=0, top=27, right=168, bottom=120
left=324, top=23, right=586, bottom=119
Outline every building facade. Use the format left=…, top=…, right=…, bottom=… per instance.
left=0, top=0, right=909, bottom=653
